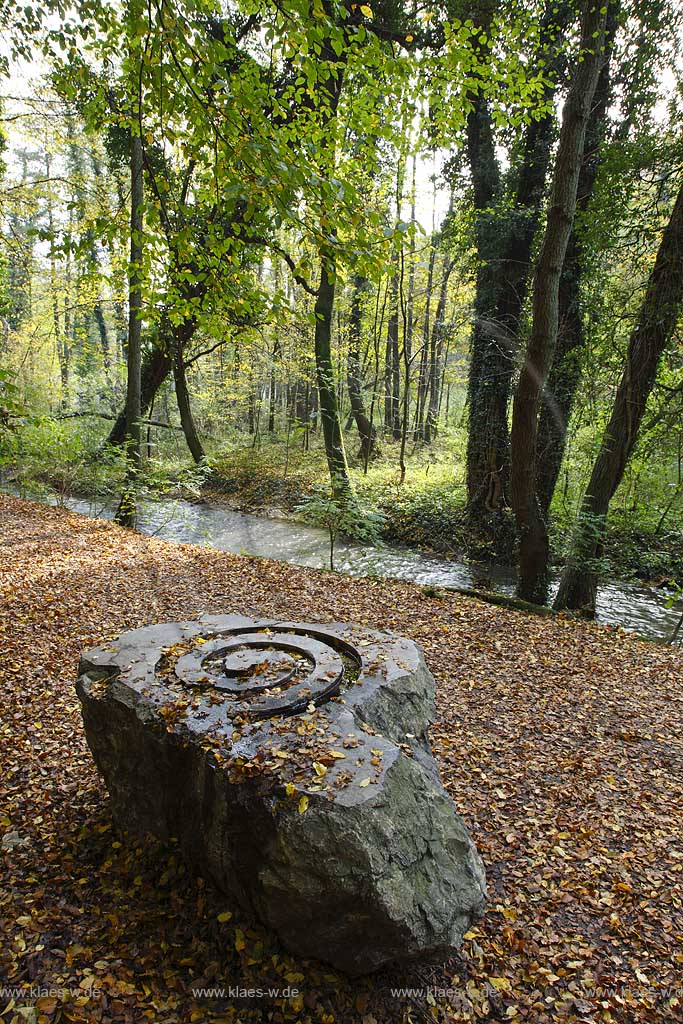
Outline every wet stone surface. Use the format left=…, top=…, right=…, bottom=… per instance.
left=76, top=615, right=486, bottom=975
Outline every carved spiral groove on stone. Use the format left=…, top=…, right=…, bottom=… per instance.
left=172, top=624, right=362, bottom=719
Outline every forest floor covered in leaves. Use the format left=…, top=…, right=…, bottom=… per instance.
left=1, top=493, right=682, bottom=1024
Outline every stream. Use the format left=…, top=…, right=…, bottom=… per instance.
left=8, top=488, right=683, bottom=643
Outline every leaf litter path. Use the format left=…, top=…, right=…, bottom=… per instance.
left=0, top=495, right=681, bottom=1024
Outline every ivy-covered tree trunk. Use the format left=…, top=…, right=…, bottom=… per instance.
left=463, top=0, right=572, bottom=555
left=554, top=175, right=683, bottom=614
left=464, top=90, right=506, bottom=525
left=315, top=257, right=352, bottom=501
left=347, top=274, right=377, bottom=463
left=536, top=7, right=617, bottom=518
left=510, top=0, right=609, bottom=604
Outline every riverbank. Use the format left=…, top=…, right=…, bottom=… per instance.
left=207, top=443, right=683, bottom=588
left=4, top=425, right=683, bottom=590
left=1, top=494, right=682, bottom=1024
left=5, top=484, right=680, bottom=640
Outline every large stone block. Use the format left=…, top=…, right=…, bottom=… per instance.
left=76, top=615, right=486, bottom=975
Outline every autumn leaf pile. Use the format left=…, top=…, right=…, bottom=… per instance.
left=1, top=494, right=681, bottom=1024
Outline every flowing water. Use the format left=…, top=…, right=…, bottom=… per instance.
left=11, top=487, right=680, bottom=645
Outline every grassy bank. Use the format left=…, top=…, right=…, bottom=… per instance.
left=209, top=440, right=683, bottom=587
left=3, top=418, right=682, bottom=587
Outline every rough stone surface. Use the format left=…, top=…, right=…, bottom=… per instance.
left=76, top=615, right=486, bottom=975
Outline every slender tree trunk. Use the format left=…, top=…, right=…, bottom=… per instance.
left=315, top=257, right=352, bottom=500
left=425, top=255, right=454, bottom=442
left=247, top=378, right=256, bottom=435
left=172, top=325, right=205, bottom=463
left=63, top=213, right=73, bottom=400
left=115, top=125, right=144, bottom=528
left=414, top=244, right=436, bottom=441
left=85, top=232, right=112, bottom=375
left=347, top=274, right=377, bottom=462
left=398, top=249, right=412, bottom=484
left=45, top=150, right=69, bottom=407
left=384, top=269, right=401, bottom=439
left=536, top=6, right=617, bottom=516
left=398, top=155, right=417, bottom=480
left=384, top=151, right=405, bottom=441
left=268, top=338, right=280, bottom=434
left=554, top=175, right=683, bottom=613
left=114, top=299, right=128, bottom=362
left=94, top=304, right=111, bottom=369
left=510, top=0, right=609, bottom=603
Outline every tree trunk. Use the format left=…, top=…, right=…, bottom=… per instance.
left=172, top=326, right=205, bottom=463
left=115, top=125, right=144, bottom=528
left=425, top=254, right=454, bottom=442
left=315, top=258, right=352, bottom=500
left=554, top=175, right=683, bottom=613
left=268, top=335, right=281, bottom=433
left=510, top=0, right=609, bottom=603
left=384, top=268, right=401, bottom=439
left=463, top=88, right=519, bottom=553
left=414, top=244, right=436, bottom=441
left=465, top=1, right=573, bottom=551
left=105, top=343, right=172, bottom=446
left=536, top=7, right=617, bottom=517
left=86, top=230, right=113, bottom=375
left=45, top=150, right=69, bottom=408
left=398, top=158, right=417, bottom=479
left=347, top=274, right=377, bottom=463
left=398, top=248, right=412, bottom=484
left=535, top=247, right=584, bottom=517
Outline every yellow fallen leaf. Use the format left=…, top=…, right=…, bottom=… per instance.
left=217, top=911, right=232, bottom=922
left=360, top=3, right=372, bottom=14
left=489, top=977, right=511, bottom=991
left=359, top=778, right=371, bottom=787
left=298, top=795, right=309, bottom=814
left=235, top=928, right=246, bottom=952
left=313, top=761, right=327, bottom=777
